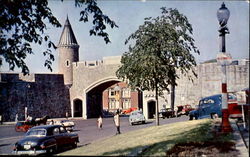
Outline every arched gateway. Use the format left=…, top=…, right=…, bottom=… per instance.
left=57, top=17, right=142, bottom=119
left=85, top=79, right=120, bottom=118
left=71, top=75, right=142, bottom=119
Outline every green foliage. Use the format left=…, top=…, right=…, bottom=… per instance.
left=76, top=0, right=118, bottom=43
left=116, top=7, right=200, bottom=95
left=0, top=0, right=118, bottom=75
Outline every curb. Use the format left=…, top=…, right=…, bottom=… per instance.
left=231, top=120, right=249, bottom=157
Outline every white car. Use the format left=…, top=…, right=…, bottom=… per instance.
left=54, top=119, right=75, bottom=131
left=129, top=110, right=146, bottom=125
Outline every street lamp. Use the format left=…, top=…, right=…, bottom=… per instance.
left=25, top=84, right=31, bottom=120
left=216, top=2, right=232, bottom=133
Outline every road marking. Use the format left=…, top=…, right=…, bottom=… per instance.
left=0, top=136, right=23, bottom=141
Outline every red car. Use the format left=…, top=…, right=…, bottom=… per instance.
left=15, top=121, right=35, bottom=132
left=176, top=104, right=195, bottom=117
left=122, top=107, right=137, bottom=114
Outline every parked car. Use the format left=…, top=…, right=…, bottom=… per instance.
left=189, top=106, right=199, bottom=120
left=122, top=107, right=137, bottom=115
left=176, top=104, right=195, bottom=117
left=15, top=121, right=35, bottom=132
left=129, top=110, right=146, bottom=125
left=189, top=94, right=242, bottom=120
left=12, top=125, right=79, bottom=155
left=159, top=108, right=175, bottom=119
left=53, top=119, right=75, bottom=131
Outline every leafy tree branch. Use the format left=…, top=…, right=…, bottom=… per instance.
left=0, top=0, right=118, bottom=75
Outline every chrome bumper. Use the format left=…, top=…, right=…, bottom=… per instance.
left=12, top=150, right=46, bottom=155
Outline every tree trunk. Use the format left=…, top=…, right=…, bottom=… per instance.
left=171, top=84, right=175, bottom=111
left=155, top=81, right=159, bottom=126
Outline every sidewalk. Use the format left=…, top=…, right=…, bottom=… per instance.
left=231, top=119, right=249, bottom=157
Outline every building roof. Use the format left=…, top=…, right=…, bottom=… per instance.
left=58, top=16, right=79, bottom=47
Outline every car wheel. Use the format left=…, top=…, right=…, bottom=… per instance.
left=211, top=113, right=218, bottom=119
left=72, top=141, right=77, bottom=148
left=194, top=115, right=198, bottom=120
left=47, top=145, right=57, bottom=154
left=47, top=147, right=53, bottom=154
left=189, top=115, right=193, bottom=120
left=142, top=121, right=145, bottom=124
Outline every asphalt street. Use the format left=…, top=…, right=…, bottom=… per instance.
left=0, top=116, right=189, bottom=155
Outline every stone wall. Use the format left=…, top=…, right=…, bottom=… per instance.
left=174, top=59, right=249, bottom=107
left=1, top=58, right=248, bottom=121
left=0, top=73, right=70, bottom=122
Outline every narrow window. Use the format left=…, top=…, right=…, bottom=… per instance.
left=66, top=60, right=70, bottom=67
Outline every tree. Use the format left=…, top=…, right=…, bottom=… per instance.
left=116, top=7, right=200, bottom=126
left=0, top=0, right=118, bottom=75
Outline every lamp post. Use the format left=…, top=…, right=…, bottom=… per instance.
left=216, top=2, right=232, bottom=133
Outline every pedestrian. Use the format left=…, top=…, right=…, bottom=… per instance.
left=0, top=114, right=2, bottom=125
left=66, top=112, right=68, bottom=119
left=97, top=115, right=103, bottom=130
left=113, top=109, right=121, bottom=135
left=49, top=120, right=54, bottom=125
left=15, top=113, right=18, bottom=122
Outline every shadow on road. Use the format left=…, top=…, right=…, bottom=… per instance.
left=0, top=143, right=11, bottom=147
left=131, top=121, right=154, bottom=126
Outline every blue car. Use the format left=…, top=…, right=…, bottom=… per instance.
left=189, top=109, right=198, bottom=120
left=189, top=94, right=236, bottom=120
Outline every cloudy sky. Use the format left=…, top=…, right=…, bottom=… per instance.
left=1, top=0, right=249, bottom=73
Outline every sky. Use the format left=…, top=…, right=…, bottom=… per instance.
left=1, top=0, right=249, bottom=73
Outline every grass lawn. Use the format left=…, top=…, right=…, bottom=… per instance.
left=58, top=119, right=234, bottom=156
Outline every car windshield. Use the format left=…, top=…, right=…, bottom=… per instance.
left=26, top=129, right=46, bottom=136
left=228, top=94, right=237, bottom=100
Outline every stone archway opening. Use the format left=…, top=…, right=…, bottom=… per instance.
left=73, top=99, right=82, bottom=117
left=148, top=100, right=156, bottom=119
left=86, top=80, right=119, bottom=118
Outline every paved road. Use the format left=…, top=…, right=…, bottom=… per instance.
left=0, top=116, right=189, bottom=155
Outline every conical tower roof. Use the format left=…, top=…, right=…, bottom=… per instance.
left=58, top=16, right=79, bottom=47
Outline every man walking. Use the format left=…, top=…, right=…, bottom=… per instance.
left=97, top=115, right=103, bottom=130
left=114, top=110, right=121, bottom=135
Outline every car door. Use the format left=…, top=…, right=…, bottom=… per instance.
left=199, top=99, right=210, bottom=118
left=53, top=127, right=65, bottom=147
left=59, top=126, right=71, bottom=145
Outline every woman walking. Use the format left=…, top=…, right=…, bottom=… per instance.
left=113, top=110, right=121, bottom=135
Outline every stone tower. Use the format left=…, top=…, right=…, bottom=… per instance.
left=58, top=16, right=79, bottom=85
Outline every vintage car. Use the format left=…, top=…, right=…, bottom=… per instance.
left=189, top=94, right=242, bottom=120
left=15, top=121, right=35, bottom=132
left=122, top=107, right=138, bottom=115
left=189, top=109, right=199, bottom=120
left=53, top=119, right=75, bottom=131
left=15, top=116, right=50, bottom=132
left=129, top=110, right=146, bottom=125
left=12, top=125, right=79, bottom=155
left=176, top=104, right=195, bottom=117
left=159, top=108, right=175, bottom=119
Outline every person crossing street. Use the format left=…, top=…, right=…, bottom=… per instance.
left=113, top=110, right=121, bottom=135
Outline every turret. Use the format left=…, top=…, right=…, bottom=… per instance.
left=57, top=16, right=79, bottom=85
